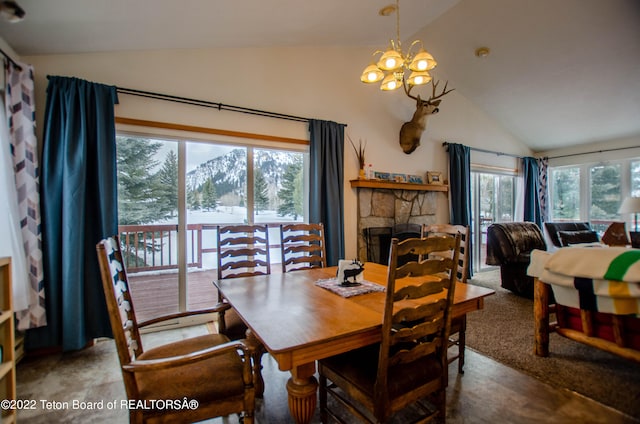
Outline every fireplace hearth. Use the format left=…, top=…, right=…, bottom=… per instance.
left=356, top=187, right=439, bottom=261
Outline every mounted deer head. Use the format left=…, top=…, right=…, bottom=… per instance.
left=399, top=80, right=454, bottom=154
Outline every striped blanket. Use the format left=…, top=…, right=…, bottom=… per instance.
left=528, top=247, right=640, bottom=315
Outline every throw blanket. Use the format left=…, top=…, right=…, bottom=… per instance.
left=528, top=248, right=640, bottom=315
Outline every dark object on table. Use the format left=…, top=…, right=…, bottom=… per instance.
left=486, top=222, right=547, bottom=298
left=338, top=260, right=364, bottom=286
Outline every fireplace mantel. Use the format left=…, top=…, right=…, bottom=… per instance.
left=350, top=179, right=448, bottom=192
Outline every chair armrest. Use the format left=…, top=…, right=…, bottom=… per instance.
left=122, top=339, right=254, bottom=378
left=138, top=304, right=232, bottom=328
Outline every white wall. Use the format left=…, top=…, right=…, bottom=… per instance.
left=22, top=44, right=531, bottom=257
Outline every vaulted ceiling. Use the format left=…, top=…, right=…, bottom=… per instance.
left=1, top=0, right=638, bottom=152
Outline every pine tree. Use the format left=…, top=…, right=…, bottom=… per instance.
left=116, top=136, right=164, bottom=224
left=254, top=169, right=270, bottom=214
left=201, top=178, right=217, bottom=211
left=157, top=150, right=178, bottom=217
left=187, top=188, right=201, bottom=210
left=277, top=161, right=303, bottom=219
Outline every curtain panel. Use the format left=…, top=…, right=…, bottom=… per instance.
left=26, top=76, right=119, bottom=352
left=309, top=119, right=345, bottom=266
left=447, top=142, right=473, bottom=277
left=4, top=62, right=46, bottom=329
left=522, top=156, right=543, bottom=229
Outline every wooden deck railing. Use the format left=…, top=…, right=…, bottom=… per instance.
left=119, top=224, right=218, bottom=273
left=118, top=223, right=287, bottom=273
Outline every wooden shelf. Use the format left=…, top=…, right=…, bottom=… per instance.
left=350, top=179, right=448, bottom=192
left=0, top=258, right=15, bottom=424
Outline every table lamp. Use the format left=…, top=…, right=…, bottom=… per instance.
left=618, top=196, right=640, bottom=247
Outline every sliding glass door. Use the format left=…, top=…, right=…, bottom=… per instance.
left=116, top=133, right=307, bottom=325
left=471, top=171, right=516, bottom=272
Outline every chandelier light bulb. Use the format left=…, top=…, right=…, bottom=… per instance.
left=407, top=71, right=432, bottom=86
left=380, top=73, right=402, bottom=91
left=360, top=64, right=384, bottom=83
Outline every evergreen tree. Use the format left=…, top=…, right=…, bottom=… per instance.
left=116, top=136, right=163, bottom=224
left=187, top=188, right=201, bottom=210
left=277, top=161, right=303, bottom=219
left=590, top=165, right=620, bottom=219
left=201, top=178, right=217, bottom=211
left=254, top=169, right=270, bottom=214
left=157, top=150, right=178, bottom=217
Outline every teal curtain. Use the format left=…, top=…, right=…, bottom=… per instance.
left=309, top=119, right=345, bottom=266
left=447, top=142, right=473, bottom=276
left=26, top=76, right=119, bottom=352
left=523, top=156, right=543, bottom=229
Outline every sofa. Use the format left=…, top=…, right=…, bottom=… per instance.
left=543, top=221, right=597, bottom=247
left=486, top=222, right=547, bottom=298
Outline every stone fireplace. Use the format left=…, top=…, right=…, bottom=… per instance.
left=354, top=182, right=445, bottom=262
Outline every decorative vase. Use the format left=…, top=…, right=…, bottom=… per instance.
left=359, top=168, right=366, bottom=179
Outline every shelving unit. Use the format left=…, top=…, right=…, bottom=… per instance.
left=0, top=257, right=16, bottom=424
left=350, top=179, right=449, bottom=192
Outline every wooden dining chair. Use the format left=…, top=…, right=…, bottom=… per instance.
left=423, top=223, right=470, bottom=373
left=97, top=236, right=255, bottom=424
left=319, top=234, right=460, bottom=423
left=280, top=222, right=327, bottom=273
left=215, top=224, right=271, bottom=395
left=215, top=224, right=271, bottom=339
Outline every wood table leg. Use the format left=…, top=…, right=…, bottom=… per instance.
left=534, top=278, right=550, bottom=357
left=286, top=362, right=318, bottom=424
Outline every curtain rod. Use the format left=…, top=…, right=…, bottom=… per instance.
left=546, top=145, right=640, bottom=160
left=442, top=142, right=524, bottom=159
left=116, top=86, right=347, bottom=126
left=0, top=47, right=22, bottom=71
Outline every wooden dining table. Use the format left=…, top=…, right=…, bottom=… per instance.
left=215, top=262, right=494, bottom=424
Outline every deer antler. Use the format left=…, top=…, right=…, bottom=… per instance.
left=403, top=81, right=418, bottom=101
left=427, top=80, right=455, bottom=104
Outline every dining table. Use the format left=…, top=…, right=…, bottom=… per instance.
left=215, top=262, right=495, bottom=424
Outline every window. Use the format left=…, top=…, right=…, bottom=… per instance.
left=549, top=166, right=580, bottom=221
left=632, top=160, right=640, bottom=196
left=548, top=157, right=640, bottom=235
left=589, top=164, right=621, bottom=232
left=471, top=171, right=516, bottom=272
left=116, top=133, right=307, bottom=324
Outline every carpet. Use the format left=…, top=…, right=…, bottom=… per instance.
left=465, top=269, right=640, bottom=419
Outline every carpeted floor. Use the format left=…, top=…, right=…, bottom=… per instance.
left=466, top=269, right=640, bottom=418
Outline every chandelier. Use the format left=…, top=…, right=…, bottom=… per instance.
left=360, top=0, right=437, bottom=91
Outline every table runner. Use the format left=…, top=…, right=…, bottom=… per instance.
left=315, top=278, right=385, bottom=298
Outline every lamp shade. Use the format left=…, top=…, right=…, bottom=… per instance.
left=380, top=73, right=402, bottom=91
left=408, top=49, right=437, bottom=71
left=618, top=197, right=640, bottom=214
left=377, top=48, right=403, bottom=71
left=360, top=64, right=384, bottom=83
left=406, top=71, right=432, bottom=86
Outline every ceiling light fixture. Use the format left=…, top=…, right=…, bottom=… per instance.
left=360, top=0, right=437, bottom=91
left=0, top=1, right=25, bottom=23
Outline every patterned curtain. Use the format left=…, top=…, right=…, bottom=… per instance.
left=537, top=157, right=549, bottom=222
left=4, top=61, right=46, bottom=330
